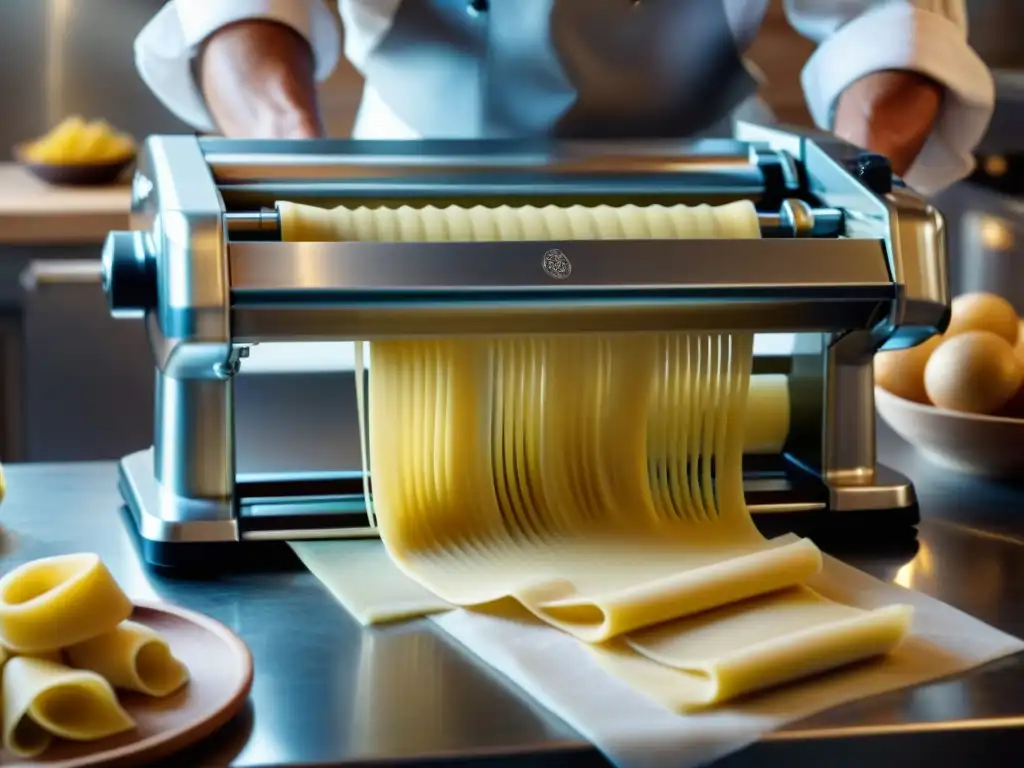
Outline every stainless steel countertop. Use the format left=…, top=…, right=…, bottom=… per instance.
left=0, top=423, right=1021, bottom=767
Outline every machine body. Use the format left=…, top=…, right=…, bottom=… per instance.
left=101, top=124, right=949, bottom=569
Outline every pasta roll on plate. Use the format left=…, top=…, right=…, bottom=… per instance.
left=1, top=657, right=134, bottom=758
left=0, top=553, right=132, bottom=653
left=67, top=620, right=189, bottom=697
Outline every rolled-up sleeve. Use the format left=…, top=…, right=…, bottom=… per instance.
left=134, top=0, right=342, bottom=132
left=785, top=0, right=994, bottom=195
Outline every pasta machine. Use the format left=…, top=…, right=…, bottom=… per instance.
left=101, top=123, right=948, bottom=569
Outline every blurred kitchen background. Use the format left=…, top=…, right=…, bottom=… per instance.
left=0, top=0, right=1021, bottom=463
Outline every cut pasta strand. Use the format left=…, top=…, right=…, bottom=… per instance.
left=281, top=200, right=912, bottom=710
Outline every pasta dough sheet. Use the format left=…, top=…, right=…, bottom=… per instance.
left=0, top=553, right=133, bottom=653
left=1, top=657, right=134, bottom=758
left=278, top=199, right=763, bottom=242
left=291, top=539, right=451, bottom=625
left=66, top=620, right=189, bottom=698
left=284, top=200, right=912, bottom=712
left=595, top=589, right=911, bottom=711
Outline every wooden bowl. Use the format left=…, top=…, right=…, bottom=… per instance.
left=875, top=386, right=1024, bottom=479
left=13, top=144, right=135, bottom=187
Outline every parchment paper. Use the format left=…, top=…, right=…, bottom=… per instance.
left=292, top=540, right=1024, bottom=768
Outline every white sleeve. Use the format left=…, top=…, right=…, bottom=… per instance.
left=785, top=0, right=994, bottom=195
left=134, top=0, right=342, bottom=133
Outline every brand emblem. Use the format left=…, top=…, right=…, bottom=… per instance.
left=541, top=248, right=572, bottom=280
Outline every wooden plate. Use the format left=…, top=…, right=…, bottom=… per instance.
left=1, top=601, right=254, bottom=767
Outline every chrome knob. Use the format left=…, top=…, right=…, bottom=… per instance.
left=101, top=230, right=156, bottom=319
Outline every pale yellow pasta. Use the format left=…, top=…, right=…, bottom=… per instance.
left=591, top=591, right=913, bottom=711
left=0, top=553, right=133, bottom=653
left=66, top=620, right=189, bottom=698
left=278, top=200, right=762, bottom=243
left=1, top=657, right=134, bottom=758
left=0, top=648, right=62, bottom=666
left=743, top=374, right=790, bottom=454
left=20, top=116, right=136, bottom=165
left=282, top=200, right=912, bottom=711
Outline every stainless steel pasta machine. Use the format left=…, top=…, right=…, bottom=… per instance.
left=101, top=122, right=949, bottom=569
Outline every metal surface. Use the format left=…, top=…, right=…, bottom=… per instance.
left=206, top=137, right=766, bottom=205
left=131, top=136, right=237, bottom=527
left=0, top=423, right=1021, bottom=767
left=201, top=137, right=756, bottom=181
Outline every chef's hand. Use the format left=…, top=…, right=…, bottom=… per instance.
left=196, top=20, right=323, bottom=139
left=832, top=70, right=944, bottom=178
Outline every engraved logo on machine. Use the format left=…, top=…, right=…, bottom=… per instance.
left=541, top=248, right=572, bottom=280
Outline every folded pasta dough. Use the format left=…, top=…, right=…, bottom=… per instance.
left=588, top=588, right=913, bottom=712
left=362, top=253, right=819, bottom=640
left=67, top=621, right=189, bottom=698
left=281, top=200, right=912, bottom=709
left=0, top=553, right=133, bottom=653
left=2, top=657, right=134, bottom=757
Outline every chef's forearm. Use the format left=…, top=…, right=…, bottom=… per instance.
left=196, top=20, right=323, bottom=139
left=833, top=70, right=945, bottom=177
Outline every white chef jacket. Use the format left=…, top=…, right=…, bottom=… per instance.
left=135, top=0, right=994, bottom=196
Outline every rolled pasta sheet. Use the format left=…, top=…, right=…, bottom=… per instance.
left=2, top=657, right=134, bottom=758
left=276, top=200, right=762, bottom=243
left=67, top=620, right=189, bottom=698
left=0, top=553, right=133, bottom=653
left=0, top=648, right=63, bottom=666
left=587, top=588, right=913, bottom=712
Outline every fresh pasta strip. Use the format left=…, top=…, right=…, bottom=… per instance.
left=1, top=657, right=134, bottom=758
left=347, top=202, right=814, bottom=642
left=515, top=537, right=821, bottom=643
left=280, top=200, right=912, bottom=709
left=66, top=621, right=189, bottom=698
left=587, top=589, right=912, bottom=712
left=0, top=553, right=133, bottom=653
left=292, top=539, right=450, bottom=625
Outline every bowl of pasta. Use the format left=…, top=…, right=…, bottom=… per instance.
left=15, top=116, right=136, bottom=187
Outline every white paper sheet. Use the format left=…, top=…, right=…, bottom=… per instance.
left=293, top=541, right=1024, bottom=768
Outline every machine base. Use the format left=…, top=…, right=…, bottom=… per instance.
left=118, top=448, right=920, bottom=573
